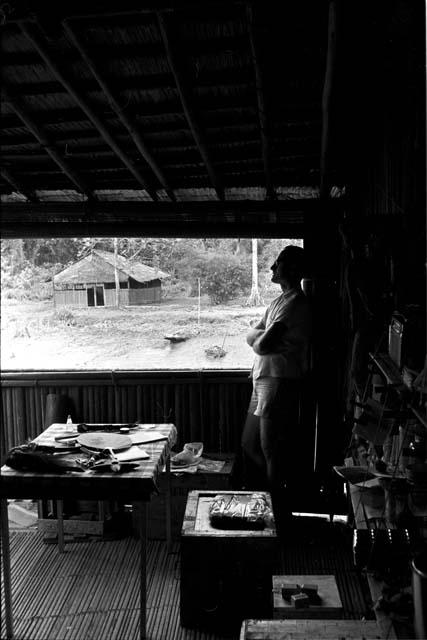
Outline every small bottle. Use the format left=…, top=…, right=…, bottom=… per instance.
left=409, top=436, right=425, bottom=463
left=65, top=414, right=73, bottom=432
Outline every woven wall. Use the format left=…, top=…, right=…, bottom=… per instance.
left=1, top=372, right=253, bottom=460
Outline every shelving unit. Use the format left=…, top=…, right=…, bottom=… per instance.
left=369, top=352, right=404, bottom=388
left=411, top=405, right=427, bottom=429
left=342, top=352, right=427, bottom=639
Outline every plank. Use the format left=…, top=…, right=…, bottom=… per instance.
left=240, top=618, right=381, bottom=639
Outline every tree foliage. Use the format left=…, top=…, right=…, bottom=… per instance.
left=1, top=237, right=302, bottom=303
left=175, top=249, right=251, bottom=304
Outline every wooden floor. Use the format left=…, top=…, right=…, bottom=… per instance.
left=1, top=518, right=376, bottom=640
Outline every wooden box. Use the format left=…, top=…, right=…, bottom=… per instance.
left=37, top=499, right=106, bottom=540
left=143, top=454, right=235, bottom=540
left=272, top=575, right=343, bottom=619
left=180, top=490, right=278, bottom=632
left=240, top=619, right=381, bottom=639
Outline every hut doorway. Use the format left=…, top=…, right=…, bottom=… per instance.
left=87, top=286, right=105, bottom=307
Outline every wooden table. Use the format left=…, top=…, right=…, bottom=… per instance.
left=0, top=422, right=177, bottom=640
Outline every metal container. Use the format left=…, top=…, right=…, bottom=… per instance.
left=411, top=551, right=427, bottom=639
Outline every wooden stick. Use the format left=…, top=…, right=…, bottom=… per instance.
left=1, top=499, right=14, bottom=639
left=164, top=453, right=172, bottom=552
left=246, top=6, right=275, bottom=200
left=320, top=0, right=337, bottom=200
left=157, top=12, right=224, bottom=201
left=56, top=499, right=65, bottom=553
left=138, top=501, right=148, bottom=640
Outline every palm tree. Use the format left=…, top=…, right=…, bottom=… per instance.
left=113, top=238, right=120, bottom=307
left=246, top=238, right=263, bottom=306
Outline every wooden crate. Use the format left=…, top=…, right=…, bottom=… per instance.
left=180, top=490, right=278, bottom=632
left=239, top=619, right=381, bottom=639
left=38, top=516, right=104, bottom=538
left=142, top=454, right=235, bottom=540
left=272, top=575, right=343, bottom=619
left=37, top=499, right=106, bottom=540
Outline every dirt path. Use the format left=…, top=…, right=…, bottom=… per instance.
left=1, top=298, right=265, bottom=370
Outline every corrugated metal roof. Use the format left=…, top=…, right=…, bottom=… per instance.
left=53, top=249, right=169, bottom=284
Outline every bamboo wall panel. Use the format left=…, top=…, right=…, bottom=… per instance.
left=54, top=289, right=87, bottom=307
left=1, top=372, right=253, bottom=460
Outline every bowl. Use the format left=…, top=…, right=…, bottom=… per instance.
left=183, top=442, right=203, bottom=458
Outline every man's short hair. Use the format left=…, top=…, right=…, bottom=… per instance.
left=277, top=245, right=306, bottom=277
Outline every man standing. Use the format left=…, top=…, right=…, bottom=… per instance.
left=242, top=245, right=312, bottom=524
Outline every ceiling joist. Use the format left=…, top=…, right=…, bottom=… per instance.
left=157, top=12, right=224, bottom=201
left=2, top=85, right=94, bottom=199
left=19, top=21, right=159, bottom=201
left=246, top=5, right=275, bottom=201
left=1, top=198, right=342, bottom=239
left=62, top=19, right=176, bottom=202
left=2, top=35, right=250, bottom=68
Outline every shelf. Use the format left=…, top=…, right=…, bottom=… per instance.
left=411, top=405, right=427, bottom=429
left=369, top=352, right=403, bottom=387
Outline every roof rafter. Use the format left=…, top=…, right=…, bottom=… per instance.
left=2, top=85, right=94, bottom=200
left=246, top=5, right=275, bottom=200
left=1, top=198, right=344, bottom=239
left=2, top=36, right=250, bottom=69
left=62, top=19, right=176, bottom=202
left=320, top=0, right=337, bottom=200
left=157, top=12, right=224, bottom=201
left=19, top=21, right=158, bottom=201
left=0, top=168, right=39, bottom=202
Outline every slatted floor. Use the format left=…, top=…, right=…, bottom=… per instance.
left=1, top=518, right=375, bottom=640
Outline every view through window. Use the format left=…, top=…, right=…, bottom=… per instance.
left=1, top=237, right=303, bottom=371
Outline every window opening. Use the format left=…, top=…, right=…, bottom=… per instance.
left=1, top=237, right=303, bottom=371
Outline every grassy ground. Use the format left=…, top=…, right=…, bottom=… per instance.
left=1, top=296, right=270, bottom=370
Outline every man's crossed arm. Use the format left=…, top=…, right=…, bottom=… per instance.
left=246, top=320, right=286, bottom=355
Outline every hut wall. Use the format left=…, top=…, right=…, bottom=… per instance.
left=104, top=289, right=130, bottom=306
left=54, top=289, right=87, bottom=307
left=129, top=286, right=161, bottom=304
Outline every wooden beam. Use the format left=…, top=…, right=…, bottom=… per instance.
left=0, top=168, right=39, bottom=203
left=157, top=12, right=224, bottom=201
left=2, top=36, right=250, bottom=69
left=0, top=199, right=337, bottom=218
left=320, top=0, right=337, bottom=200
left=246, top=5, right=275, bottom=200
left=6, top=3, right=241, bottom=25
left=1, top=198, right=344, bottom=239
left=1, top=101, right=319, bottom=133
left=19, top=21, right=158, bottom=201
left=2, top=86, right=94, bottom=200
left=62, top=20, right=176, bottom=202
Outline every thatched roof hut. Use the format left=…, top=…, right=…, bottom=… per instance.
left=53, top=249, right=169, bottom=307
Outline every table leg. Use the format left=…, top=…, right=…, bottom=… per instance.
left=138, top=502, right=148, bottom=640
left=1, top=498, right=14, bottom=639
left=56, top=499, right=65, bottom=553
left=165, top=454, right=172, bottom=552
